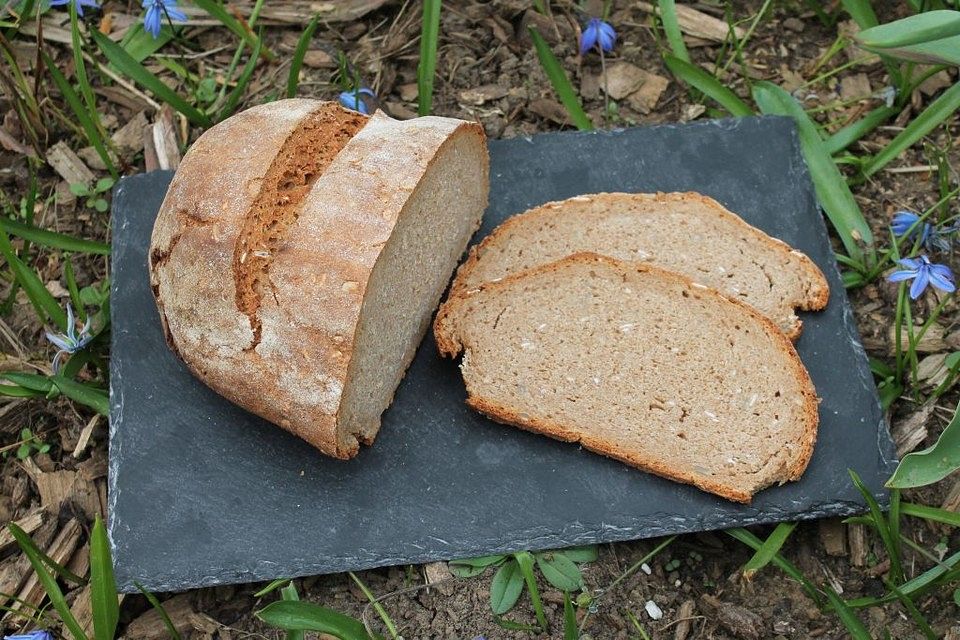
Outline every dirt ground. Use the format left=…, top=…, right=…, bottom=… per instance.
left=2, top=0, right=960, bottom=638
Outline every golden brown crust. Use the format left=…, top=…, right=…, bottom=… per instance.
left=436, top=252, right=819, bottom=502
left=449, top=191, right=830, bottom=340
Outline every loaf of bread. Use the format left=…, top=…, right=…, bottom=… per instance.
left=149, top=99, right=489, bottom=458
left=435, top=253, right=819, bottom=502
left=450, top=192, right=829, bottom=339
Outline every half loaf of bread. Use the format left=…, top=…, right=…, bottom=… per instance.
left=150, top=99, right=489, bottom=458
left=435, top=253, right=819, bottom=502
left=450, top=192, right=829, bottom=339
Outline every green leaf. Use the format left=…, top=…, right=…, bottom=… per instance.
left=663, top=56, right=753, bottom=117
left=119, top=23, right=174, bottom=62
left=725, top=528, right=822, bottom=605
left=449, top=563, right=487, bottom=578
left=253, top=578, right=290, bottom=597
left=348, top=572, right=397, bottom=640
left=900, top=502, right=960, bottom=527
left=840, top=0, right=878, bottom=29
left=658, top=0, right=690, bottom=63
left=849, top=469, right=902, bottom=583
left=528, top=27, right=593, bottom=131
left=490, top=559, right=524, bottom=615
left=0, top=383, right=43, bottom=398
left=954, top=587, right=959, bottom=607
left=69, top=183, right=90, bottom=196
left=0, top=218, right=110, bottom=255
left=535, top=552, right=583, bottom=591
left=563, top=592, right=578, bottom=640
left=91, top=30, right=212, bottom=127
left=218, top=30, right=263, bottom=121
left=286, top=14, right=321, bottom=99
left=7, top=523, right=90, bottom=640
left=3, top=372, right=54, bottom=393
left=857, top=11, right=960, bottom=49
left=559, top=545, right=598, bottom=564
left=514, top=551, right=548, bottom=631
left=864, top=82, right=960, bottom=176
left=255, top=601, right=371, bottom=640
left=417, top=0, right=441, bottom=116
left=742, top=522, right=797, bottom=580
left=280, top=582, right=304, bottom=640
left=192, top=0, right=270, bottom=59
left=90, top=516, right=119, bottom=640
left=51, top=376, right=109, bottom=416
left=134, top=583, right=183, bottom=640
left=824, top=587, right=871, bottom=640
left=753, top=81, right=873, bottom=261
left=450, top=554, right=507, bottom=568
left=0, top=229, right=67, bottom=329
left=888, top=400, right=960, bottom=488
left=824, top=106, right=897, bottom=155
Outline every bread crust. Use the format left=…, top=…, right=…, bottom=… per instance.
left=435, top=252, right=819, bottom=502
left=449, top=191, right=830, bottom=340
left=150, top=99, right=487, bottom=458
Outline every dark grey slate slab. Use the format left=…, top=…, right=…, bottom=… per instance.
left=109, top=115, right=896, bottom=592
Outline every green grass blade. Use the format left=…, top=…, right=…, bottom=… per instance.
left=286, top=14, right=320, bottom=99
left=255, top=600, right=371, bottom=640
left=849, top=469, right=903, bottom=583
left=51, top=376, right=109, bottom=416
left=528, top=27, right=593, bottom=130
left=725, top=528, right=822, bottom=605
left=884, top=579, right=937, bottom=640
left=6, top=520, right=85, bottom=584
left=2, top=372, right=54, bottom=393
left=864, top=81, right=960, bottom=177
left=559, top=546, right=598, bottom=564
left=840, top=0, right=878, bottom=29
left=0, top=217, right=110, bottom=255
left=192, top=0, right=270, bottom=60
left=490, top=559, right=524, bottom=615
left=0, top=383, right=44, bottom=398
left=417, top=0, right=441, bottom=116
left=64, top=258, right=84, bottom=322
left=514, top=551, right=548, bottom=632
left=753, top=81, right=873, bottom=261
left=41, top=51, right=115, bottom=177
left=7, top=523, right=89, bottom=640
left=658, top=0, right=690, bottom=62
left=348, top=572, right=397, bottom=640
left=663, top=55, right=752, bottom=116
left=888, top=398, right=960, bottom=488
left=0, top=228, right=66, bottom=329
left=900, top=502, right=960, bottom=526
left=824, top=587, right=871, bottom=639
left=218, top=31, right=263, bottom=121
left=280, top=582, right=304, bottom=640
left=450, top=554, right=508, bottom=568
left=563, top=592, right=577, bottom=640
left=857, top=11, right=960, bottom=49
left=254, top=578, right=291, bottom=597
left=742, top=522, right=797, bottom=580
left=824, top=106, right=897, bottom=155
left=91, top=30, right=211, bottom=127
left=119, top=23, right=174, bottom=62
left=134, top=583, right=182, bottom=640
left=90, top=516, right=119, bottom=640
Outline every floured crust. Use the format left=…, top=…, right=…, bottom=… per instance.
left=150, top=99, right=487, bottom=458
left=435, top=252, right=819, bottom=503
left=449, top=191, right=830, bottom=340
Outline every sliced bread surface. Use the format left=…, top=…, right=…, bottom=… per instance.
left=435, top=253, right=819, bottom=502
left=450, top=192, right=829, bottom=339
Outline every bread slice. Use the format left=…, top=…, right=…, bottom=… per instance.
left=435, top=253, right=819, bottom=502
left=450, top=192, right=829, bottom=339
left=150, top=99, right=489, bottom=458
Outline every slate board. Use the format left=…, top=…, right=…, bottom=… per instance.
left=109, top=115, right=896, bottom=592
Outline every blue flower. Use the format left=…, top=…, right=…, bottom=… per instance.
left=580, top=18, right=616, bottom=55
left=143, top=0, right=188, bottom=39
left=5, top=631, right=55, bottom=640
left=891, top=211, right=953, bottom=252
left=338, top=87, right=376, bottom=115
left=888, top=255, right=956, bottom=299
left=44, top=304, right=93, bottom=373
left=48, top=0, right=100, bottom=16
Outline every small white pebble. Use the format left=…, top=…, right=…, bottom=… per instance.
left=691, top=283, right=708, bottom=289
left=619, top=323, right=636, bottom=333
left=536, top=323, right=548, bottom=332
left=565, top=376, right=575, bottom=383
left=520, top=340, right=535, bottom=351
left=645, top=600, right=663, bottom=620
left=704, top=410, right=719, bottom=421
left=640, top=563, right=651, bottom=575
left=570, top=195, right=592, bottom=202
left=592, top=377, right=601, bottom=385
left=674, top=579, right=682, bottom=587
left=717, top=265, right=726, bottom=273
left=636, top=250, right=651, bottom=260
left=579, top=316, right=591, bottom=323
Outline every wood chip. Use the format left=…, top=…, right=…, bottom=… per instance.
left=69, top=585, right=95, bottom=638
left=73, top=414, right=100, bottom=459
left=459, top=85, right=508, bottom=106
left=673, top=599, right=697, bottom=640
left=0, top=519, right=56, bottom=605
left=892, top=404, right=931, bottom=457
left=917, top=66, right=953, bottom=96
left=4, top=518, right=82, bottom=621
left=847, top=523, right=869, bottom=567
left=839, top=73, right=872, bottom=101
left=942, top=476, right=960, bottom=512
left=637, top=1, right=744, bottom=42
left=0, top=510, right=44, bottom=555
left=126, top=593, right=195, bottom=640
left=627, top=73, right=669, bottom=114
left=32, top=469, right=102, bottom=520
left=153, top=106, right=181, bottom=171
left=47, top=141, right=95, bottom=186
left=302, top=50, right=336, bottom=69
left=0, top=126, right=35, bottom=157
left=175, top=0, right=392, bottom=24
left=888, top=322, right=946, bottom=355
left=423, top=561, right=454, bottom=595
left=818, top=518, right=847, bottom=556
left=529, top=98, right=575, bottom=126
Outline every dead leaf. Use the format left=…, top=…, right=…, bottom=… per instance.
left=839, top=73, right=872, bottom=101
left=604, top=62, right=648, bottom=100
left=459, top=85, right=508, bottom=106
left=627, top=74, right=669, bottom=114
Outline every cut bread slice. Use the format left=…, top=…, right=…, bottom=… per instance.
left=450, top=192, right=829, bottom=339
left=435, top=253, right=819, bottom=502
